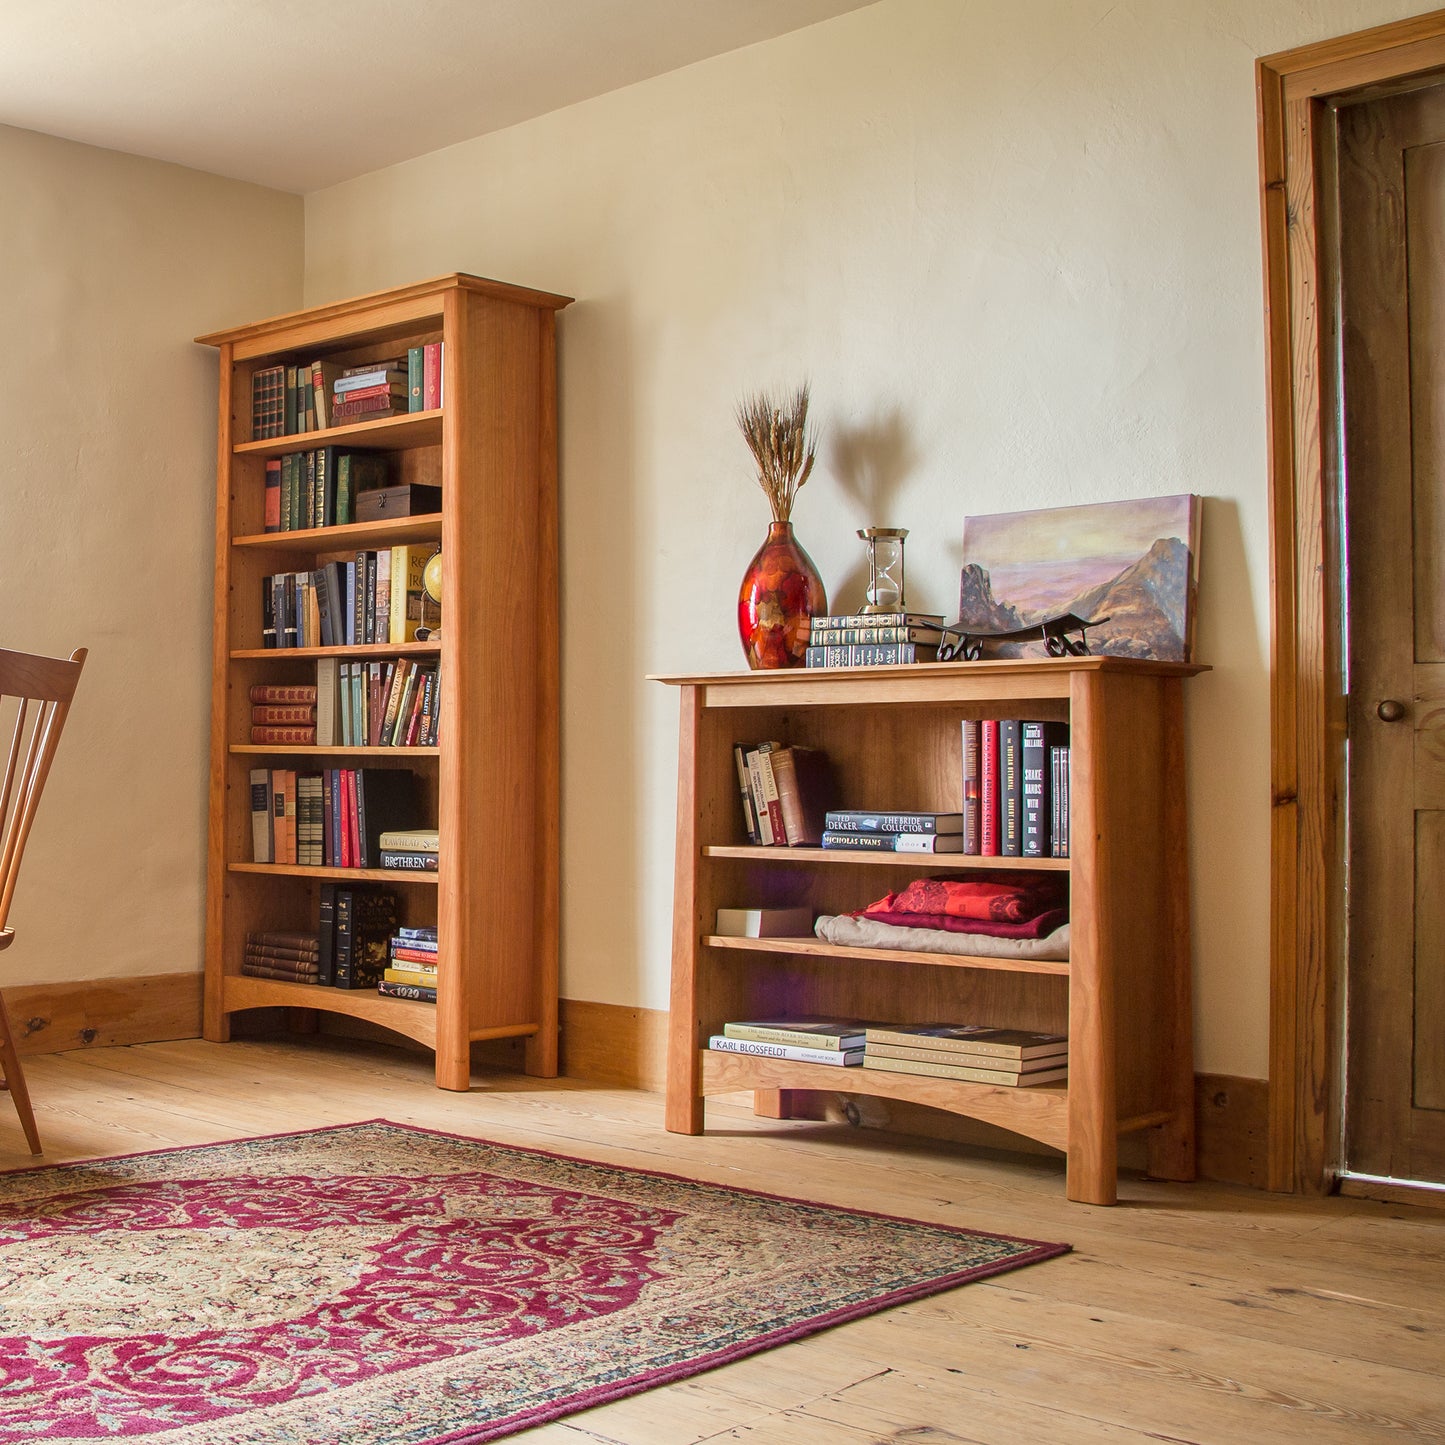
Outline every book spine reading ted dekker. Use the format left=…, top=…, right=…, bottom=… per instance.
left=824, top=809, right=962, bottom=834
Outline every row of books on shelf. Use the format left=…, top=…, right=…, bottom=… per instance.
left=707, top=1020, right=1068, bottom=1085
left=262, top=448, right=395, bottom=533
left=803, top=611, right=946, bottom=669
left=241, top=913, right=438, bottom=998
left=248, top=765, right=435, bottom=869
left=252, top=347, right=445, bottom=440
left=731, top=720, right=1072, bottom=858
left=247, top=668, right=440, bottom=748
left=261, top=545, right=436, bottom=650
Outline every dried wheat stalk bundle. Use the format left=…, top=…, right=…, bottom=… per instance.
left=737, top=383, right=816, bottom=523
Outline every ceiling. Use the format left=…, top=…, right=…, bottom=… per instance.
left=0, top=0, right=875, bottom=193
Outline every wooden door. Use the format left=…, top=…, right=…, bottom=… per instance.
left=1338, top=85, right=1445, bottom=1186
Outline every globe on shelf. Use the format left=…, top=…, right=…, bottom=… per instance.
left=416, top=547, right=442, bottom=640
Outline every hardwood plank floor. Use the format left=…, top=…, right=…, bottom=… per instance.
left=3, top=1035, right=1442, bottom=1444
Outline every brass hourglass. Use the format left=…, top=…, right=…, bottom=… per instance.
left=857, top=527, right=908, bottom=613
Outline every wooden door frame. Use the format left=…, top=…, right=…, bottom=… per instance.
left=1258, top=9, right=1445, bottom=1194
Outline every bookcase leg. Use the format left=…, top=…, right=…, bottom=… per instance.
left=523, top=1028, right=559, bottom=1078
left=665, top=1088, right=704, bottom=1135
left=753, top=1088, right=805, bottom=1120
left=1147, top=1111, right=1197, bottom=1183
left=1066, top=1143, right=1118, bottom=1207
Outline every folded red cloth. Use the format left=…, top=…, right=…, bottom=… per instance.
left=861, top=877, right=1062, bottom=923
left=856, top=907, right=1068, bottom=940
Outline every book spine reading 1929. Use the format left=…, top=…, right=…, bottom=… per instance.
left=378, top=980, right=436, bottom=1002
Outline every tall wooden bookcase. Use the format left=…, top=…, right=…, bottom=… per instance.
left=656, top=657, right=1206, bottom=1205
left=200, top=273, right=571, bottom=1089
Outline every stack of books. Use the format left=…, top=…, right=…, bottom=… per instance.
left=862, top=1024, right=1069, bottom=1086
left=820, top=809, right=963, bottom=854
left=707, top=1019, right=867, bottom=1067
left=963, top=719, right=1071, bottom=857
left=379, top=925, right=439, bottom=1001
left=380, top=828, right=439, bottom=872
left=248, top=683, right=317, bottom=745
left=804, top=612, right=946, bottom=668
left=330, top=359, right=409, bottom=425
left=241, top=930, right=320, bottom=984
left=732, top=741, right=833, bottom=845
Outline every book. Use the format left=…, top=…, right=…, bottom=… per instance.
left=379, top=827, right=439, bottom=852
left=378, top=980, right=437, bottom=1002
left=731, top=742, right=760, bottom=843
left=743, top=746, right=775, bottom=846
left=249, top=768, right=272, bottom=864
left=1021, top=721, right=1070, bottom=858
left=315, top=657, right=340, bottom=748
left=1052, top=744, right=1071, bottom=858
left=1000, top=719, right=1022, bottom=858
left=249, top=684, right=317, bottom=705
left=423, top=341, right=443, bottom=409
left=263, top=458, right=281, bottom=532
left=980, top=719, right=1001, bottom=856
left=806, top=611, right=945, bottom=629
left=334, top=365, right=406, bottom=394
left=804, top=642, right=939, bottom=667
left=407, top=346, right=424, bottom=412
left=769, top=745, right=832, bottom=846
left=395, top=925, right=438, bottom=942
left=862, top=1024, right=1069, bottom=1060
left=334, top=451, right=389, bottom=527
left=317, top=882, right=337, bottom=987
left=824, top=810, right=962, bottom=834
left=334, top=888, right=398, bottom=989
left=331, top=393, right=407, bottom=422
left=245, top=930, right=319, bottom=953
left=805, top=621, right=945, bottom=644
left=389, top=943, right=438, bottom=964
left=380, top=849, right=438, bottom=871
left=354, top=769, right=423, bottom=869
left=961, top=718, right=981, bottom=854
left=240, top=961, right=320, bottom=983
left=862, top=1055, right=1069, bottom=1086
left=388, top=545, right=432, bottom=644
left=722, top=1019, right=868, bottom=1051
left=865, top=1040, right=1068, bottom=1071
left=384, top=964, right=438, bottom=985
left=714, top=906, right=813, bottom=938
left=249, top=726, right=316, bottom=745
left=750, top=742, right=786, bottom=845
left=310, top=359, right=344, bottom=430
left=707, top=1036, right=864, bottom=1066
left=820, top=830, right=963, bottom=852
left=251, top=705, right=316, bottom=725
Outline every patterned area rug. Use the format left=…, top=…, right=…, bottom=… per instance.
left=0, top=1120, right=1068, bottom=1443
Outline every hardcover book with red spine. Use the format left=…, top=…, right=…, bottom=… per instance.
left=980, top=719, right=1001, bottom=857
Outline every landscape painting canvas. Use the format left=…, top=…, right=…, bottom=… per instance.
left=957, top=494, right=1201, bottom=661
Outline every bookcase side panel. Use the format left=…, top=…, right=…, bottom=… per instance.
left=206, top=342, right=238, bottom=1042
left=439, top=291, right=548, bottom=1063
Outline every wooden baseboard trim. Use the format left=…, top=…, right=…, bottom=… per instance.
left=3, top=972, right=203, bottom=1056
left=560, top=999, right=1271, bottom=1189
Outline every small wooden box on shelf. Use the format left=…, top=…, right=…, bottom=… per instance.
left=653, top=656, right=1207, bottom=1205
left=201, top=274, right=571, bottom=1089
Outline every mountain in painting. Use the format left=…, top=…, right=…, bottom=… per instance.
left=956, top=536, right=1194, bottom=661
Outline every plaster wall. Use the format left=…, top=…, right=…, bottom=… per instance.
left=0, top=124, right=302, bottom=986
left=303, top=0, right=1430, bottom=1079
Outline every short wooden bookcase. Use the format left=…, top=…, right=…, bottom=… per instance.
left=656, top=657, right=1205, bottom=1205
left=199, top=274, right=570, bottom=1089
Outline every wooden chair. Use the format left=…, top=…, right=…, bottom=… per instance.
left=0, top=647, right=86, bottom=1154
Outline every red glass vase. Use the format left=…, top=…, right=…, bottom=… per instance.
left=737, top=520, right=828, bottom=669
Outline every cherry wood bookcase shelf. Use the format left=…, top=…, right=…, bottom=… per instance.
left=655, top=657, right=1206, bottom=1205
left=200, top=273, right=571, bottom=1089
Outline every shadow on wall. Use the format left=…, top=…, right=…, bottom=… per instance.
left=826, top=406, right=920, bottom=611
left=556, top=294, right=644, bottom=1003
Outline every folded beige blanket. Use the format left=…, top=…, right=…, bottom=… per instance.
left=814, top=913, right=1070, bottom=962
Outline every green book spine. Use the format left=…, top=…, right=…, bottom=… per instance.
left=407, top=346, right=425, bottom=413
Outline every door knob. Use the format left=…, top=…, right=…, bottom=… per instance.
left=1377, top=698, right=1407, bottom=723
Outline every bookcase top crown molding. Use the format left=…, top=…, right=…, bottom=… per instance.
left=197, top=273, right=574, bottom=358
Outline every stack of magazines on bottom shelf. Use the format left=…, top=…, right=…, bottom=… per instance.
left=862, top=1024, right=1068, bottom=1086
left=378, top=926, right=438, bottom=1001
left=708, top=1019, right=868, bottom=1067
